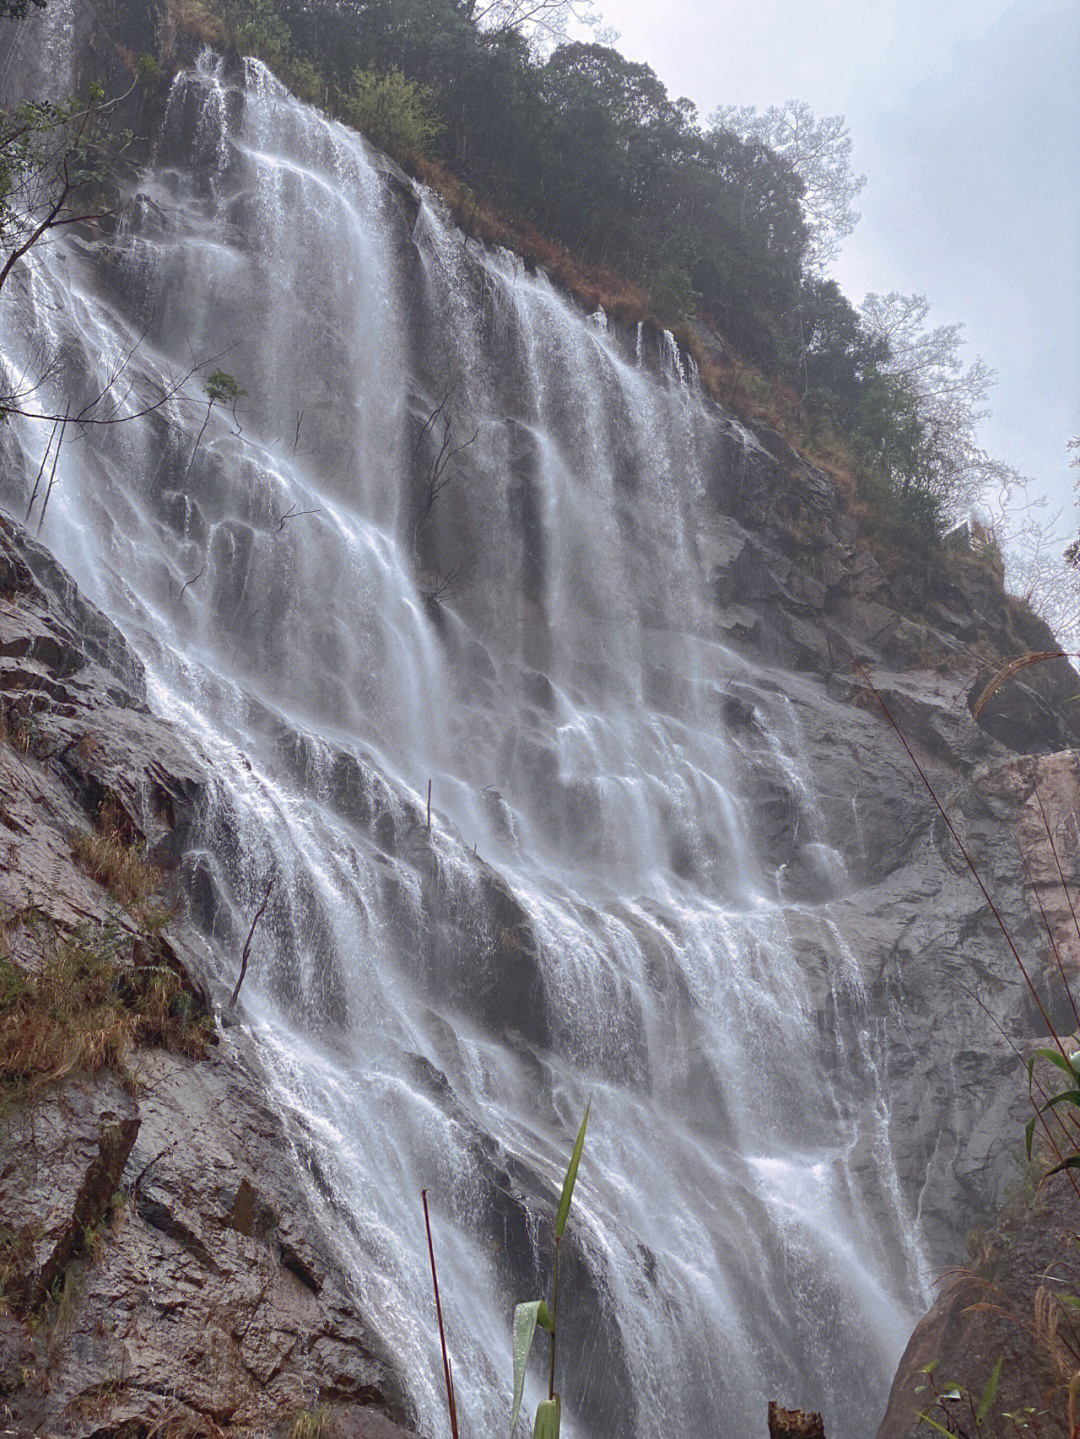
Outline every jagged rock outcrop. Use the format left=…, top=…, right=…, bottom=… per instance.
left=873, top=748, right=1080, bottom=1437
left=769, top=1402, right=828, bottom=1439
left=0, top=518, right=422, bottom=1439
left=877, top=1171, right=1078, bottom=1439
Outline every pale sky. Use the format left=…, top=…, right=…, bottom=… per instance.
left=594, top=0, right=1080, bottom=529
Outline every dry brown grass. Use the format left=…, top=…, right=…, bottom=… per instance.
left=70, top=805, right=159, bottom=911
left=0, top=917, right=210, bottom=1097
left=288, top=1407, right=333, bottom=1439
left=972, top=651, right=1072, bottom=719
left=0, top=1223, right=36, bottom=1310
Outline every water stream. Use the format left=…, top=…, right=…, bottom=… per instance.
left=0, top=46, right=930, bottom=1438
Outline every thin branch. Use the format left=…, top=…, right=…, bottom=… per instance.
left=23, top=413, right=61, bottom=523
left=275, top=501, right=322, bottom=532
left=34, top=402, right=69, bottom=533
left=421, top=1189, right=459, bottom=1439
left=228, top=878, right=275, bottom=1011
left=175, top=564, right=206, bottom=612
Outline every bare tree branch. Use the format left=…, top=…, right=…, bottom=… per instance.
left=275, top=501, right=322, bottom=531
left=228, top=878, right=276, bottom=1011
left=176, top=564, right=206, bottom=613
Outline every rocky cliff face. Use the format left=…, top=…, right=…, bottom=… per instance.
left=2, top=459, right=1076, bottom=1436
left=0, top=20, right=1078, bottom=1438
left=874, top=751, right=1080, bottom=1439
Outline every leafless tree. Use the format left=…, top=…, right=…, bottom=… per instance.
left=710, top=100, right=865, bottom=269
left=228, top=878, right=276, bottom=1011
left=860, top=289, right=1015, bottom=516
left=2, top=327, right=235, bottom=534
left=275, top=500, right=322, bottom=531
left=994, top=476, right=1080, bottom=647
left=1, top=331, right=231, bottom=430
left=424, top=561, right=464, bottom=606
left=456, top=0, right=610, bottom=52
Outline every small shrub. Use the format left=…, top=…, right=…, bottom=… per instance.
left=344, top=66, right=443, bottom=159
left=649, top=263, right=700, bottom=326
left=136, top=51, right=164, bottom=82
left=205, top=367, right=245, bottom=406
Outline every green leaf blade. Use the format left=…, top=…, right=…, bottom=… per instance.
left=1031, top=1047, right=1076, bottom=1077
left=976, top=1355, right=1003, bottom=1423
left=1044, top=1089, right=1080, bottom=1111
left=555, top=1103, right=590, bottom=1240
left=1046, top=1154, right=1080, bottom=1177
left=917, top=1413, right=956, bottom=1436
left=510, top=1301, right=550, bottom=1436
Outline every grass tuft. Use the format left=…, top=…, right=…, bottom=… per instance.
left=70, top=803, right=159, bottom=911
left=289, top=1406, right=332, bottom=1439
left=0, top=916, right=210, bottom=1098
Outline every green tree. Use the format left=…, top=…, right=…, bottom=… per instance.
left=344, top=65, right=444, bottom=157
left=223, top=0, right=294, bottom=65
left=649, top=262, right=698, bottom=325
left=0, top=86, right=131, bottom=302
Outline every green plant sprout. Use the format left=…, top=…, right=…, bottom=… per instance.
left=510, top=1102, right=589, bottom=1439
left=1025, top=1046, right=1080, bottom=1176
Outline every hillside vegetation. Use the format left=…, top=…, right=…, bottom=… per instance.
left=0, top=0, right=1062, bottom=589
left=139, top=0, right=1029, bottom=561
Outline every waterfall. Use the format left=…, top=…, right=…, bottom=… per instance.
left=0, top=51, right=931, bottom=1438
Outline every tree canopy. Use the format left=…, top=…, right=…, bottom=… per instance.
left=2, top=0, right=1042, bottom=556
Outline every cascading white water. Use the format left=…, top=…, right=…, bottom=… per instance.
left=0, top=50, right=932, bottom=1438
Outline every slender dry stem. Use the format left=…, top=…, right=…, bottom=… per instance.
left=421, top=1189, right=459, bottom=1439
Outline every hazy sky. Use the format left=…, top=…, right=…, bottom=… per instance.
left=594, top=0, right=1080, bottom=527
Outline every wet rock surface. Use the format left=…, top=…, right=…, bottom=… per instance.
left=0, top=519, right=421, bottom=1439
left=3, top=435, right=1079, bottom=1436
left=3, top=462, right=1076, bottom=1436
left=5, top=1043, right=419, bottom=1439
